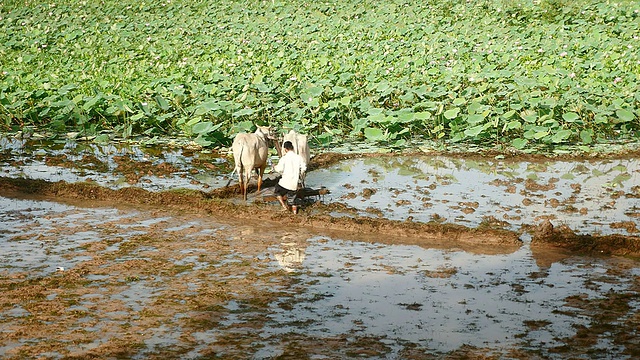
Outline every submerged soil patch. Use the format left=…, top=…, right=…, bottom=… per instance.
left=3, top=142, right=640, bottom=256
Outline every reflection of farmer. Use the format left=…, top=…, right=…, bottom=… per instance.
left=275, top=243, right=306, bottom=272
left=273, top=141, right=306, bottom=211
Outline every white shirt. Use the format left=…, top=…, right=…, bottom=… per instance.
left=274, top=150, right=306, bottom=191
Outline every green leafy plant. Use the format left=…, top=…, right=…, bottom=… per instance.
left=0, top=0, right=637, bottom=151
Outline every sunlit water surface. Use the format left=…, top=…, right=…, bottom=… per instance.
left=2, top=137, right=639, bottom=235
left=307, top=156, right=640, bottom=235
left=1, top=196, right=638, bottom=358
left=260, top=237, right=639, bottom=357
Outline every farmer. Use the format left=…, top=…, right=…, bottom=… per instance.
left=273, top=140, right=306, bottom=212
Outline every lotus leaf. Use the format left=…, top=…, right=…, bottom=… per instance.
left=364, top=127, right=386, bottom=142
left=0, top=0, right=637, bottom=150
left=616, top=109, right=635, bottom=123
left=444, top=108, right=460, bottom=120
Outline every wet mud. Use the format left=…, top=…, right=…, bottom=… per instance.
left=1, top=137, right=640, bottom=358
left=0, top=176, right=521, bottom=253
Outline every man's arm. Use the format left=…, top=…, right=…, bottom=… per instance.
left=274, top=158, right=284, bottom=173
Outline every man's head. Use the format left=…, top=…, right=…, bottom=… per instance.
left=283, top=141, right=294, bottom=152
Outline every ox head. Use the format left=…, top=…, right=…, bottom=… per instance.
left=256, top=125, right=277, bottom=140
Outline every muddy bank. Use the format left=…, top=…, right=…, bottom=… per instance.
left=2, top=175, right=640, bottom=257
left=0, top=176, right=520, bottom=254
left=530, top=220, right=640, bottom=257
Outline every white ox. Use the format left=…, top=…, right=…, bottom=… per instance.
left=230, top=126, right=275, bottom=200
left=282, top=129, right=310, bottom=185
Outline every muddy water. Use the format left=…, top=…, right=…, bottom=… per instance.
left=0, top=137, right=229, bottom=191
left=0, top=195, right=639, bottom=358
left=1, top=137, right=640, bottom=358
left=267, top=237, right=639, bottom=354
left=308, top=156, right=640, bottom=236
left=2, top=137, right=639, bottom=236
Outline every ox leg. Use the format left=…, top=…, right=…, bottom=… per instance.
left=257, top=165, right=265, bottom=193
left=241, top=176, right=247, bottom=201
left=239, top=169, right=248, bottom=201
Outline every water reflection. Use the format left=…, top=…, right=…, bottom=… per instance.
left=274, top=244, right=306, bottom=273
left=1, top=193, right=637, bottom=358
left=0, top=136, right=229, bottom=191
left=307, top=156, right=640, bottom=235
left=264, top=236, right=639, bottom=356
left=273, top=235, right=307, bottom=272
left=2, top=136, right=638, bottom=236
left=0, top=196, right=135, bottom=275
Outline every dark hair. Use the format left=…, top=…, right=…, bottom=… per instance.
left=283, top=141, right=294, bottom=151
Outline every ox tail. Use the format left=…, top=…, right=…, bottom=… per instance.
left=225, top=145, right=243, bottom=188
left=224, top=167, right=236, bottom=187
left=238, top=145, right=249, bottom=199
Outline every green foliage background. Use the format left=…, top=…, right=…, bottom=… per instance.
left=1, top=0, right=638, bottom=148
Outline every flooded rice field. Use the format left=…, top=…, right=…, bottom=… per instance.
left=1, top=136, right=639, bottom=359
left=307, top=155, right=640, bottom=236
left=2, top=136, right=639, bottom=236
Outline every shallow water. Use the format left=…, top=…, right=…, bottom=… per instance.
left=307, top=156, right=640, bottom=235
left=1, top=137, right=640, bottom=357
left=2, top=137, right=639, bottom=236
left=265, top=237, right=638, bottom=355
left=0, top=136, right=229, bottom=191
left=0, top=197, right=114, bottom=274
left=1, top=195, right=638, bottom=358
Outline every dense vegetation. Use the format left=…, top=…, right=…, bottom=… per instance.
left=1, top=0, right=638, bottom=150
